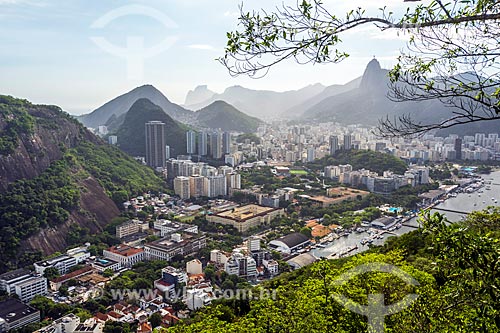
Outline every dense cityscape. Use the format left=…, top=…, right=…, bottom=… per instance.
left=1, top=1, right=500, bottom=332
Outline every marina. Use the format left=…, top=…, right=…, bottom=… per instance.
left=311, top=170, right=500, bottom=260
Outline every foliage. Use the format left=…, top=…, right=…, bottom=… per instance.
left=236, top=133, right=261, bottom=144
left=167, top=208, right=500, bottom=332
left=0, top=95, right=35, bottom=155
left=0, top=96, right=166, bottom=273
left=69, top=142, right=165, bottom=202
left=309, top=150, right=408, bottom=175
left=220, top=1, right=500, bottom=137
left=0, top=158, right=79, bottom=272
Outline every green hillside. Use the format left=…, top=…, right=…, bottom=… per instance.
left=0, top=96, right=166, bottom=272
left=115, top=98, right=187, bottom=157
left=169, top=209, right=500, bottom=332
left=307, top=149, right=408, bottom=175
left=195, top=100, right=262, bottom=132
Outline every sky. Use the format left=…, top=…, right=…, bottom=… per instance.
left=0, top=0, right=418, bottom=115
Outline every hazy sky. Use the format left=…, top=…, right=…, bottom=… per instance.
left=0, top=0, right=417, bottom=114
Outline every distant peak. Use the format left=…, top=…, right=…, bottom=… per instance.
left=366, top=58, right=381, bottom=71
left=193, top=85, right=209, bottom=91
left=360, top=58, right=385, bottom=89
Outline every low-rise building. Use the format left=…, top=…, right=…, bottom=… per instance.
left=153, top=220, right=198, bottom=237
left=35, top=313, right=80, bottom=333
left=224, top=252, right=257, bottom=279
left=50, top=266, right=93, bottom=291
left=13, top=275, right=48, bottom=302
left=287, top=253, right=317, bottom=270
left=91, top=258, right=122, bottom=272
left=263, top=259, right=279, bottom=276
left=186, top=259, right=202, bottom=275
left=0, top=269, right=47, bottom=302
left=0, top=269, right=32, bottom=294
left=370, top=216, right=398, bottom=230
left=103, top=245, right=145, bottom=268
left=186, top=288, right=214, bottom=311
left=269, top=233, right=311, bottom=254
left=144, top=233, right=207, bottom=262
left=116, top=220, right=141, bottom=239
left=207, top=204, right=285, bottom=232
left=34, top=254, right=77, bottom=275
left=209, top=250, right=230, bottom=265
left=0, top=298, right=40, bottom=331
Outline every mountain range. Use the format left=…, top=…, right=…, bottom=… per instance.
left=79, top=85, right=263, bottom=135
left=183, top=84, right=325, bottom=119
left=297, top=59, right=500, bottom=135
left=78, top=85, right=194, bottom=129
left=79, top=59, right=500, bottom=138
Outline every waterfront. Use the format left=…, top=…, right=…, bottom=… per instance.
left=312, top=170, right=500, bottom=259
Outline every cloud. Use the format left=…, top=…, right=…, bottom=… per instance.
left=187, top=44, right=217, bottom=51
left=0, top=0, right=47, bottom=5
left=224, top=11, right=239, bottom=18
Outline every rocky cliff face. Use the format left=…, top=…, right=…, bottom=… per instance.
left=0, top=97, right=121, bottom=258
left=21, top=176, right=120, bottom=255
left=0, top=105, right=98, bottom=191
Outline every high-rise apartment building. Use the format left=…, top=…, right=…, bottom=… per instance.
left=174, top=176, right=191, bottom=199
left=209, top=132, right=222, bottom=159
left=145, top=121, right=166, bottom=168
left=186, top=130, right=197, bottom=155
left=222, top=132, right=231, bottom=154
left=454, top=138, right=462, bottom=160
left=343, top=134, right=352, bottom=150
left=198, top=132, right=207, bottom=156
left=329, top=135, right=339, bottom=155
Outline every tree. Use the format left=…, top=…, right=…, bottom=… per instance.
left=220, top=0, right=500, bottom=137
left=43, top=267, right=60, bottom=280
left=102, top=268, right=114, bottom=278
left=149, top=312, right=163, bottom=328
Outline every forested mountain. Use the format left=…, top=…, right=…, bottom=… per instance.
left=0, top=95, right=165, bottom=273
left=195, top=100, right=263, bottom=132
left=78, top=85, right=194, bottom=129
left=114, top=98, right=188, bottom=157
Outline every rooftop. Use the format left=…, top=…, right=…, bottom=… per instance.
left=106, top=245, right=144, bottom=257
left=0, top=268, right=31, bottom=282
left=213, top=204, right=278, bottom=222
left=272, top=232, right=310, bottom=248
left=0, top=298, right=39, bottom=324
left=51, top=266, right=93, bottom=283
